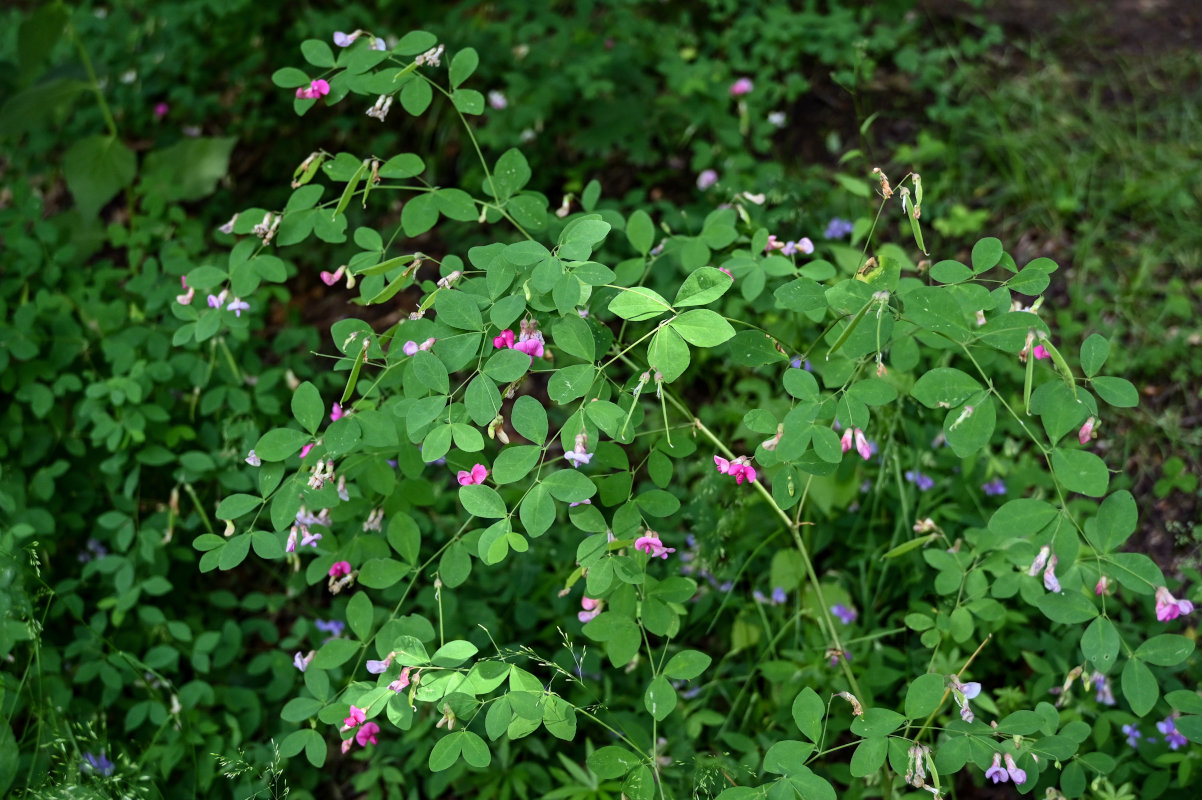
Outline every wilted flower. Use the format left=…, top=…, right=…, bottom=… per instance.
left=767, top=110, right=786, bottom=127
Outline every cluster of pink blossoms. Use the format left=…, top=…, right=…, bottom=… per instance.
left=840, top=428, right=873, bottom=461
left=493, top=318, right=546, bottom=360
left=340, top=705, right=380, bottom=753
left=296, top=79, right=330, bottom=100
left=1156, top=586, right=1194, bottom=621
left=714, top=455, right=756, bottom=484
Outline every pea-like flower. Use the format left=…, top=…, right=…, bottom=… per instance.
left=1155, top=586, right=1194, bottom=622
left=714, top=455, right=756, bottom=484
left=355, top=721, right=380, bottom=747
left=457, top=464, right=488, bottom=486
left=634, top=532, right=676, bottom=560
left=296, top=79, right=331, bottom=100
left=1003, top=753, right=1026, bottom=784
left=729, top=77, right=754, bottom=96
left=984, top=752, right=1007, bottom=783
left=578, top=596, right=602, bottom=623
left=1157, top=716, right=1188, bottom=750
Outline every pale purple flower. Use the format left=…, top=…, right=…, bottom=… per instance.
left=245, top=450, right=261, bottom=467
left=984, top=752, right=1007, bottom=784
left=1122, top=723, right=1141, bottom=747
left=1155, top=586, right=1194, bottom=622
left=403, top=340, right=419, bottom=356
left=767, top=110, right=786, bottom=128
left=300, top=528, right=322, bottom=547
left=226, top=297, right=250, bottom=317
left=696, top=169, right=718, bottom=191
left=824, top=218, right=854, bottom=239
left=389, top=667, right=413, bottom=692
left=904, top=470, right=934, bottom=491
left=564, top=450, right=592, bottom=468
left=315, top=619, right=344, bottom=637
left=82, top=750, right=115, bottom=777
left=1003, top=753, right=1026, bottom=784
left=1090, top=672, right=1115, bottom=705
left=771, top=587, right=787, bottom=604
left=1158, top=717, right=1188, bottom=750
left=207, top=290, right=228, bottom=308
left=488, top=90, right=508, bottom=110
left=831, top=604, right=857, bottom=624
left=293, top=650, right=314, bottom=672
left=579, top=596, right=602, bottom=623
left=366, top=653, right=394, bottom=674
left=1043, top=558, right=1061, bottom=593
left=982, top=478, right=1006, bottom=496
left=285, top=527, right=298, bottom=553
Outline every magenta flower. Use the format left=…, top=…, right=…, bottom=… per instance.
left=729, top=77, right=754, bottom=96
left=300, top=443, right=314, bottom=459
left=633, top=532, right=672, bottom=559
left=320, top=266, right=345, bottom=286
left=1003, top=753, right=1026, bottom=784
left=1079, top=416, right=1097, bottom=445
left=330, top=402, right=344, bottom=422
left=329, top=560, right=352, bottom=578
left=1033, top=344, right=1050, bottom=360
left=840, top=428, right=873, bottom=461
left=696, top=169, right=719, bottom=190
left=514, top=338, right=544, bottom=358
left=355, top=720, right=380, bottom=746
left=714, top=455, right=756, bottom=484
left=1096, top=576, right=1111, bottom=595
left=296, top=79, right=331, bottom=100
left=718, top=267, right=734, bottom=279
left=1155, top=586, right=1194, bottom=621
left=635, top=532, right=676, bottom=560
left=457, top=464, right=488, bottom=486
left=493, top=329, right=515, bottom=349
left=985, top=752, right=1008, bottom=784
left=403, top=340, right=419, bottom=356
left=343, top=705, right=366, bottom=731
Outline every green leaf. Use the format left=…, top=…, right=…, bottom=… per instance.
left=548, top=364, right=597, bottom=404
left=763, top=740, right=816, bottom=776
left=511, top=396, right=548, bottom=444
left=434, top=290, right=483, bottom=331
left=491, top=148, right=531, bottom=200
left=459, top=485, right=507, bottom=519
left=849, top=708, right=904, bottom=738
left=378, top=153, right=425, bottom=179
left=449, top=47, right=478, bottom=88
left=1051, top=448, right=1110, bottom=497
left=644, top=675, right=676, bottom=721
left=1121, top=657, right=1158, bottom=717
left=358, top=558, right=409, bottom=589
left=626, top=210, right=654, bottom=255
left=465, top=375, right=502, bottom=427
left=791, top=688, right=824, bottom=743
left=401, top=191, right=439, bottom=236
left=971, top=237, right=1003, bottom=272
left=1080, top=334, right=1109, bottom=378
left=1036, top=591, right=1098, bottom=624
left=904, top=673, right=947, bottom=718
left=663, top=650, right=711, bottom=680
left=492, top=445, right=541, bottom=484
left=930, top=260, right=973, bottom=284
left=460, top=730, right=492, bottom=767
left=1108, top=552, right=1164, bottom=596
left=608, top=287, right=673, bottom=321
left=911, top=368, right=980, bottom=409
left=519, top=484, right=555, bottom=536
left=1094, top=490, right=1137, bottom=553
left=428, top=733, right=462, bottom=772
left=400, top=76, right=433, bottom=115
left=1081, top=617, right=1120, bottom=673
left=301, top=38, right=335, bottom=67
left=635, top=490, right=680, bottom=518
left=290, top=382, right=324, bottom=434
left=432, top=640, right=479, bottom=667
left=1166, top=690, right=1202, bottom=714
left=388, top=515, right=421, bottom=563
left=996, top=711, right=1044, bottom=735
left=312, top=638, right=359, bottom=670
left=944, top=397, right=995, bottom=458
left=647, top=327, right=690, bottom=383
left=218, top=534, right=251, bottom=570
left=552, top=314, right=595, bottom=361
left=725, top=329, right=787, bottom=366
left=1091, top=376, right=1139, bottom=407
left=346, top=591, right=374, bottom=640
left=989, top=499, right=1059, bottom=536
left=1136, top=634, right=1195, bottom=667
left=669, top=309, right=735, bottom=347
left=484, top=348, right=533, bottom=382
left=849, top=738, right=888, bottom=778
left=587, top=746, right=640, bottom=779
left=215, top=493, right=260, bottom=521
left=676, top=267, right=734, bottom=307
left=543, top=469, right=595, bottom=503
left=64, top=135, right=136, bottom=219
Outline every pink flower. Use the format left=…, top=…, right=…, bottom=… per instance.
left=403, top=340, right=419, bottom=356
left=330, top=402, right=344, bottom=422
left=718, top=267, right=734, bottom=279
left=493, top=329, right=515, bottom=349
left=355, top=721, right=380, bottom=747
left=343, top=705, right=366, bottom=730
left=329, top=560, right=352, bottom=578
left=154, top=102, right=169, bottom=119
left=1043, top=556, right=1061, bottom=593
left=514, top=338, right=544, bottom=358
left=1155, top=586, right=1194, bottom=622
left=1096, top=576, right=1111, bottom=596
left=634, top=532, right=676, bottom=560
left=696, top=169, right=718, bottom=190
left=286, top=527, right=298, bottom=553
left=320, top=266, right=345, bottom=286
left=714, top=455, right=756, bottom=484
left=729, top=77, right=754, bottom=96
left=366, top=652, right=394, bottom=674
left=176, top=276, right=194, bottom=305
left=764, top=234, right=785, bottom=252
left=389, top=667, right=413, bottom=692
left=457, top=464, right=488, bottom=486
left=1033, top=345, right=1050, bottom=360
left=578, top=596, right=602, bottom=623
left=300, top=443, right=314, bottom=459
left=296, top=79, right=331, bottom=100
left=488, top=90, right=508, bottom=110
left=1079, top=416, right=1097, bottom=445
left=841, top=428, right=872, bottom=461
